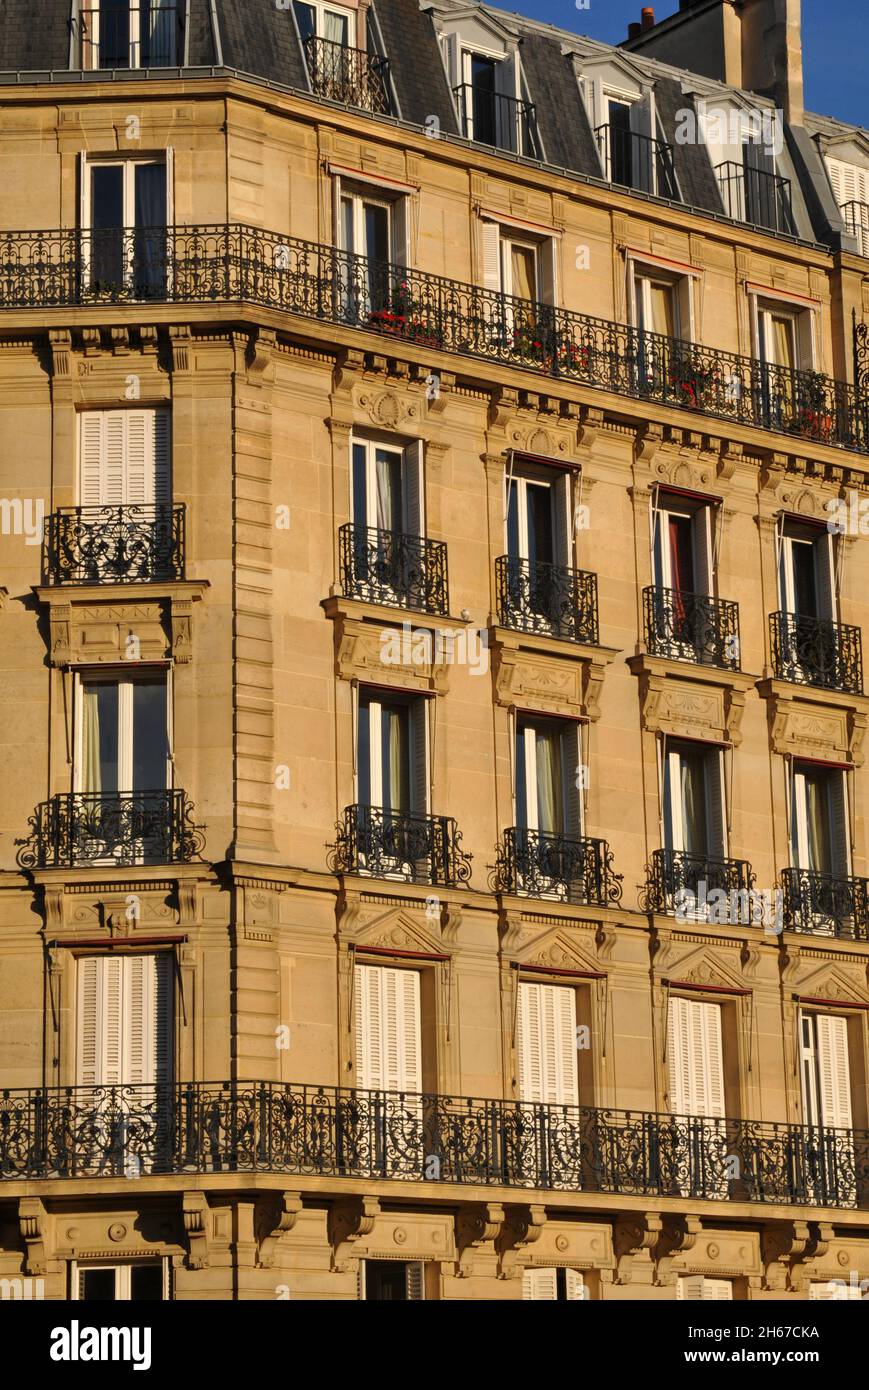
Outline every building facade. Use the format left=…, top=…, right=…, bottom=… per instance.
left=0, top=0, right=868, bottom=1300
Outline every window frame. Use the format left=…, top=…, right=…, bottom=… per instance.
left=71, top=1257, right=170, bottom=1301
left=73, top=667, right=173, bottom=796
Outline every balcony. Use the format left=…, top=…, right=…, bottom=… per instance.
left=496, top=555, right=599, bottom=644
left=841, top=200, right=869, bottom=258
left=338, top=523, right=448, bottom=616
left=595, top=124, right=678, bottom=199
left=78, top=3, right=182, bottom=69
left=715, top=161, right=795, bottom=234
left=496, top=827, right=623, bottom=906
left=770, top=611, right=863, bottom=695
left=45, top=504, right=184, bottom=585
left=644, top=585, right=740, bottom=669
left=645, top=848, right=755, bottom=918
left=15, top=791, right=205, bottom=870
left=2, top=225, right=869, bottom=456
left=331, top=805, right=472, bottom=887
left=452, top=85, right=539, bottom=157
left=781, top=867, right=869, bottom=941
left=0, top=1081, right=865, bottom=1209
left=302, top=35, right=391, bottom=114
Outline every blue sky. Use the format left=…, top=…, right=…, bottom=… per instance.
left=489, top=0, right=866, bottom=129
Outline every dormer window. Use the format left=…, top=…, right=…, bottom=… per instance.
left=293, top=0, right=352, bottom=46
left=438, top=19, right=539, bottom=157
left=295, top=1, right=391, bottom=114
left=584, top=81, right=677, bottom=198
left=826, top=154, right=869, bottom=256
left=703, top=103, right=794, bottom=233
left=79, top=1, right=180, bottom=70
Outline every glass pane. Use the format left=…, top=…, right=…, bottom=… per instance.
left=134, top=164, right=167, bottom=298
left=132, top=680, right=168, bottom=791
left=649, top=283, right=675, bottom=338
left=506, top=478, right=520, bottom=559
left=515, top=724, right=528, bottom=829
left=80, top=1268, right=117, bottom=1301
left=381, top=704, right=409, bottom=812
left=130, top=1265, right=164, bottom=1301
left=535, top=727, right=562, bottom=835
left=91, top=165, right=124, bottom=229
left=358, top=698, right=372, bottom=805
left=364, top=205, right=390, bottom=310
left=526, top=482, right=553, bottom=566
left=791, top=539, right=817, bottom=617
left=680, top=749, right=708, bottom=858
left=323, top=8, right=349, bottom=45
left=143, top=0, right=175, bottom=67
left=352, top=443, right=368, bottom=527
left=511, top=245, right=536, bottom=302
left=293, top=2, right=316, bottom=42
left=668, top=514, right=695, bottom=594
left=82, top=683, right=119, bottom=795
left=341, top=196, right=354, bottom=253
left=471, top=55, right=496, bottom=145
left=768, top=314, right=795, bottom=370
left=803, top=771, right=832, bottom=874
left=374, top=449, right=402, bottom=533
left=100, top=0, right=130, bottom=69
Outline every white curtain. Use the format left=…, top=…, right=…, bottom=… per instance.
left=535, top=730, right=561, bottom=835
left=147, top=0, right=175, bottom=66
left=383, top=707, right=407, bottom=812
left=82, top=686, right=102, bottom=796
left=323, top=10, right=348, bottom=46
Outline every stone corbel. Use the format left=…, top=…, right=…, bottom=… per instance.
left=760, top=451, right=788, bottom=492
left=655, top=1215, right=701, bottom=1287
left=171, top=596, right=195, bottom=664
left=332, top=348, right=365, bottom=398
left=454, top=1202, right=505, bottom=1279
left=634, top=422, right=664, bottom=464
left=790, top=1223, right=834, bottom=1294
left=488, top=386, right=519, bottom=431
left=167, top=325, right=193, bottom=375
left=761, top=1221, right=811, bottom=1292
left=48, top=601, right=72, bottom=667
left=256, top=1192, right=303, bottom=1268
left=849, top=707, right=868, bottom=768
left=717, top=440, right=743, bottom=482
left=613, top=1212, right=663, bottom=1285
left=110, top=327, right=130, bottom=355
left=182, top=1191, right=211, bottom=1270
left=19, top=1197, right=48, bottom=1276
left=424, top=368, right=454, bottom=415
left=576, top=405, right=604, bottom=452
left=497, top=1204, right=546, bottom=1280
left=723, top=684, right=748, bottom=747
left=48, top=329, right=73, bottom=379
left=329, top=1196, right=380, bottom=1273
left=247, top=327, right=277, bottom=380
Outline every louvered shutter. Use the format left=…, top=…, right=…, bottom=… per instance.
left=517, top=982, right=579, bottom=1106
left=79, top=413, right=106, bottom=507
left=402, top=441, right=425, bottom=538
left=565, top=1269, right=585, bottom=1300
left=522, top=1267, right=558, bottom=1300
left=827, top=157, right=869, bottom=209
left=125, top=953, right=173, bottom=1088
left=560, top=722, right=583, bottom=842
left=814, top=530, right=837, bottom=622
left=830, top=771, right=851, bottom=879
left=409, top=698, right=429, bottom=816
left=703, top=1279, right=732, bottom=1300
left=667, top=996, right=693, bottom=1116
left=404, top=1263, right=425, bottom=1300
left=553, top=473, right=573, bottom=570
left=704, top=749, right=727, bottom=860
left=104, top=413, right=127, bottom=506
left=481, top=220, right=502, bottom=292
left=78, top=409, right=170, bottom=506
left=816, top=1014, right=853, bottom=1131
left=354, top=965, right=421, bottom=1095
left=629, top=94, right=654, bottom=192
left=677, top=1275, right=731, bottom=1300
left=77, top=954, right=171, bottom=1087
left=354, top=963, right=383, bottom=1090
left=810, top=1280, right=861, bottom=1300
left=699, top=1001, right=726, bottom=1119
left=691, top=506, right=713, bottom=597
left=153, top=410, right=171, bottom=505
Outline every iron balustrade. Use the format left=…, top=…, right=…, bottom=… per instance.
left=643, top=584, right=741, bottom=669
left=15, top=791, right=205, bottom=870
left=338, top=522, right=449, bottom=615
left=496, top=827, right=623, bottom=906
left=645, top=848, right=756, bottom=918
left=496, top=555, right=599, bottom=644
left=302, top=35, right=391, bottom=114
left=331, top=805, right=472, bottom=887
left=0, top=1080, right=865, bottom=1208
left=781, top=867, right=869, bottom=941
left=78, top=3, right=182, bottom=69
left=715, top=161, right=795, bottom=234
left=841, top=200, right=869, bottom=258
left=45, top=504, right=185, bottom=585
left=595, top=123, right=678, bottom=199
left=452, top=84, right=540, bottom=157
left=770, top=610, right=864, bottom=695
left=2, top=224, right=869, bottom=454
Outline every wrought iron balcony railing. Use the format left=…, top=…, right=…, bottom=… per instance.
left=338, top=523, right=448, bottom=615
left=45, top=504, right=185, bottom=585
left=0, top=1080, right=865, bottom=1209
left=595, top=123, right=678, bottom=199
left=781, top=867, right=869, bottom=941
left=78, top=3, right=182, bottom=69
left=770, top=610, right=864, bottom=695
left=715, top=161, right=795, bottom=235
left=302, top=35, right=391, bottom=114
left=643, top=585, right=741, bottom=669
left=452, top=84, right=540, bottom=157
left=2, top=224, right=869, bottom=455
left=645, top=848, right=756, bottom=918
left=841, top=200, right=869, bottom=258
left=15, top=791, right=205, bottom=870
left=496, top=555, right=599, bottom=644
left=495, top=827, right=623, bottom=906
left=330, top=805, right=472, bottom=887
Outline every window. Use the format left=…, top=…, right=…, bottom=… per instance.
left=635, top=273, right=679, bottom=341
left=77, top=954, right=173, bottom=1103
left=778, top=522, right=835, bottom=623
left=439, top=28, right=536, bottom=156
left=800, top=1012, right=853, bottom=1130
left=652, top=494, right=713, bottom=599
left=677, top=1276, right=732, bottom=1301
left=826, top=156, right=869, bottom=255
left=516, top=981, right=579, bottom=1107
left=809, top=1280, right=863, bottom=1300
left=76, top=673, right=170, bottom=797
left=293, top=0, right=352, bottom=45
left=522, top=1268, right=585, bottom=1300
left=357, top=689, right=427, bottom=817
left=79, top=407, right=171, bottom=508
left=73, top=1261, right=169, bottom=1301
left=506, top=466, right=572, bottom=570
left=591, top=89, right=676, bottom=197
left=82, top=158, right=168, bottom=299
left=354, top=964, right=421, bottom=1094
left=351, top=438, right=423, bottom=539
left=516, top=718, right=582, bottom=841
left=754, top=295, right=814, bottom=383
left=359, top=1260, right=424, bottom=1300
left=791, top=763, right=850, bottom=882
left=335, top=180, right=409, bottom=318
left=742, top=137, right=793, bottom=233
left=80, top=1, right=179, bottom=71
left=663, top=741, right=727, bottom=866
left=480, top=222, right=555, bottom=307
left=667, top=996, right=725, bottom=1120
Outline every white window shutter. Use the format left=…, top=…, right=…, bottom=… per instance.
left=678, top=1275, right=731, bottom=1300
left=79, top=413, right=106, bottom=507
left=481, top=220, right=502, bottom=292
left=553, top=473, right=573, bottom=570
left=402, top=441, right=425, bottom=537
left=699, top=1001, right=726, bottom=1119
left=517, top=982, right=578, bottom=1106
left=565, top=1268, right=585, bottom=1300
left=125, top=953, right=173, bottom=1088
left=704, top=1278, right=732, bottom=1300
left=78, top=408, right=169, bottom=506
left=355, top=965, right=421, bottom=1095
left=405, top=1262, right=425, bottom=1300
left=104, top=412, right=127, bottom=506
left=810, top=1280, right=861, bottom=1300
left=441, top=32, right=459, bottom=90
left=354, top=963, right=383, bottom=1090
left=409, top=698, right=429, bottom=817
left=667, top=996, right=692, bottom=1115
left=76, top=956, right=102, bottom=1087
left=523, top=1267, right=558, bottom=1300
left=125, top=410, right=150, bottom=504
left=517, top=981, right=543, bottom=1102
left=357, top=1261, right=366, bottom=1300
left=77, top=955, right=172, bottom=1088
left=816, top=1014, right=853, bottom=1130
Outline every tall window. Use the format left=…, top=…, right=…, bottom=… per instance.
left=359, top=1260, right=424, bottom=1300
left=351, top=438, right=423, bottom=539
left=826, top=155, right=869, bottom=255
left=357, top=690, right=427, bottom=818
left=663, top=741, right=726, bottom=865
left=667, top=996, right=725, bottom=1120
left=81, top=1, right=178, bottom=70
left=293, top=0, right=352, bottom=45
left=677, top=1276, right=732, bottom=1301
left=79, top=408, right=171, bottom=509
left=653, top=497, right=713, bottom=599
left=800, top=1012, right=854, bottom=1131
left=83, top=158, right=168, bottom=299
left=515, top=718, right=582, bottom=841
left=778, top=522, right=835, bottom=623
left=354, top=963, right=421, bottom=1094
left=76, top=674, right=169, bottom=798
left=516, top=981, right=579, bottom=1107
left=77, top=954, right=173, bottom=1093
left=790, top=762, right=850, bottom=881
left=523, top=1268, right=585, bottom=1300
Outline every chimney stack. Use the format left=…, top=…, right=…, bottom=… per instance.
left=641, top=6, right=656, bottom=29
left=627, top=22, right=642, bottom=39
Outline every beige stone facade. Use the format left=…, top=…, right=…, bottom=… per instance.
left=1, top=6, right=869, bottom=1303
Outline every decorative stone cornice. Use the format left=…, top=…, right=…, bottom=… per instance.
left=629, top=653, right=757, bottom=746
left=757, top=678, right=869, bottom=766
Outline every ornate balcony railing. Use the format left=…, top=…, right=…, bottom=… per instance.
left=643, top=585, right=740, bottom=669
left=338, top=523, right=448, bottom=615
left=15, top=791, right=205, bottom=870
left=302, top=35, right=392, bottom=114
left=452, top=84, right=539, bottom=157
left=496, top=555, right=599, bottom=644
left=45, top=504, right=184, bottom=585
left=495, top=827, right=623, bottom=906
left=595, top=123, right=678, bottom=199
left=78, top=4, right=182, bottom=70
left=0, top=1081, right=865, bottom=1209
left=2, top=224, right=869, bottom=454
left=330, top=805, right=472, bottom=887
left=781, top=867, right=869, bottom=941
left=770, top=610, right=864, bottom=695
left=644, top=849, right=756, bottom=918
left=839, top=200, right=869, bottom=258
left=715, top=161, right=795, bottom=235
